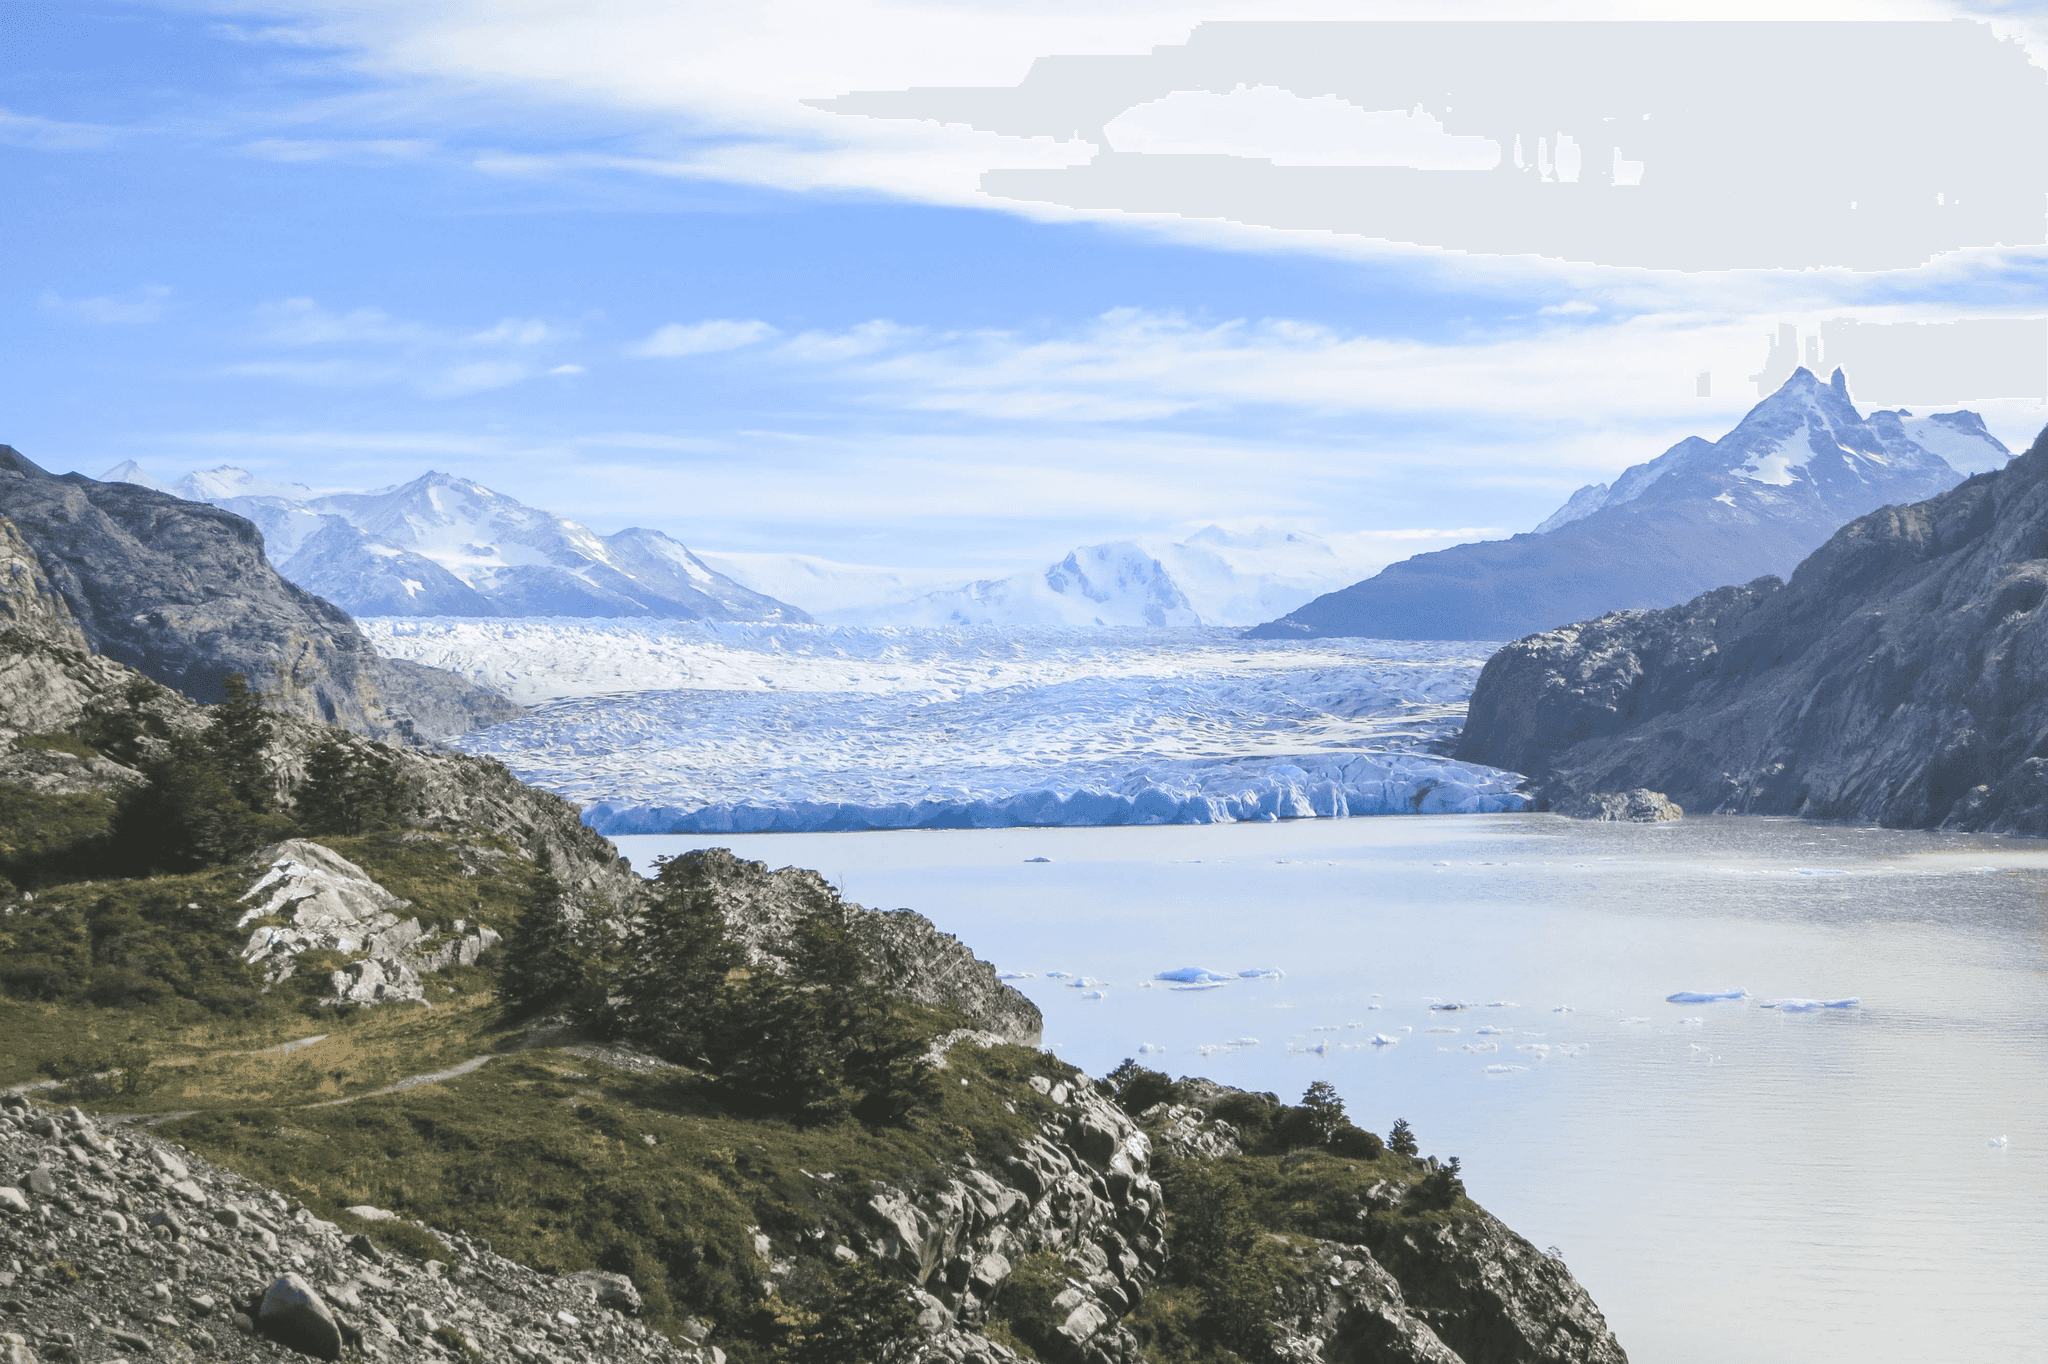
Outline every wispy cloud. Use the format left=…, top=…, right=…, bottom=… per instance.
left=241, top=137, right=435, bottom=163
left=0, top=108, right=117, bottom=151
left=630, top=319, right=779, bottom=358
left=41, top=286, right=171, bottom=325
left=229, top=298, right=577, bottom=397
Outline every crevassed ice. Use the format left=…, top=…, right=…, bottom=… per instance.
left=397, top=621, right=1529, bottom=835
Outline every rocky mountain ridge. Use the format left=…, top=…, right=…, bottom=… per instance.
left=1249, top=368, right=2003, bottom=641
left=1, top=450, right=519, bottom=742
left=1454, top=420, right=2048, bottom=832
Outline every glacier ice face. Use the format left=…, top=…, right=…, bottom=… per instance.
left=364, top=620, right=1530, bottom=834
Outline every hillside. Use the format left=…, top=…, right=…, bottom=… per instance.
left=1455, top=421, right=2048, bottom=832
left=1248, top=369, right=2002, bottom=641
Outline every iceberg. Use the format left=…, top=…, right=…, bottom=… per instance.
left=1369, top=1033, right=1400, bottom=1046
left=1761, top=997, right=1859, bottom=1011
left=1666, top=988, right=1750, bottom=1003
left=1237, top=968, right=1285, bottom=980
left=1156, top=967, right=1233, bottom=984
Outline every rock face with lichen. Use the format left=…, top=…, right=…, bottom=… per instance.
left=649, top=849, right=1043, bottom=1047
left=1457, top=422, right=2048, bottom=834
left=0, top=450, right=519, bottom=741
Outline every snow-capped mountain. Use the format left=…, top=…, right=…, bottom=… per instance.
left=705, top=527, right=1385, bottom=628
left=100, top=464, right=809, bottom=623
left=1250, top=368, right=2008, bottom=641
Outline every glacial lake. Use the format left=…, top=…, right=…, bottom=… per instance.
left=617, top=814, right=2048, bottom=1364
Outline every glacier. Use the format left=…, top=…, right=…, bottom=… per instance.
left=362, top=619, right=1530, bottom=835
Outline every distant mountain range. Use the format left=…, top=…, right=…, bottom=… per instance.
left=1246, top=368, right=2010, bottom=641
left=706, top=526, right=1385, bottom=628
left=102, top=464, right=809, bottom=623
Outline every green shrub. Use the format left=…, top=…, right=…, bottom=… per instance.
left=13, top=731, right=99, bottom=760
left=0, top=786, right=116, bottom=890
left=295, top=739, right=409, bottom=835
left=1104, top=1058, right=1180, bottom=1116
left=1328, top=1125, right=1384, bottom=1160
left=1410, top=1157, right=1465, bottom=1211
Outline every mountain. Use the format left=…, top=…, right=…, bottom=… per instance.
left=1455, top=420, right=2048, bottom=832
left=106, top=464, right=811, bottom=623
left=709, top=526, right=1385, bottom=628
left=1248, top=368, right=2005, bottom=641
left=1, top=446, right=518, bottom=739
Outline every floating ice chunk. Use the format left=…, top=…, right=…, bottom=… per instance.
left=1486, top=1001, right=1519, bottom=1008
left=1311, top=1025, right=1339, bottom=1032
left=1427, top=1026, right=1459, bottom=1034
left=1432, top=861, right=1450, bottom=867
left=1989, top=1135, right=2009, bottom=1148
left=1079, top=990, right=1106, bottom=1000
left=1475, top=1025, right=1511, bottom=1036
left=1666, top=988, right=1749, bottom=1003
left=1156, top=966, right=1233, bottom=984
left=1484, top=1064, right=1529, bottom=1074
left=1399, top=1025, right=1413, bottom=1033
left=1678, top=1017, right=1705, bottom=1027
left=1045, top=971, right=1071, bottom=980
left=1367, top=1003, right=1383, bottom=1010
left=1370, top=1033, right=1400, bottom=1046
left=1170, top=981, right=1228, bottom=991
left=1461, top=1041, right=1499, bottom=1053
left=1238, top=968, right=1285, bottom=980
left=1515, top=1044, right=1551, bottom=1058
left=1519, top=1031, right=1544, bottom=1038
left=996, top=971, right=1035, bottom=980
left=1024, top=857, right=1052, bottom=863
left=1066, top=977, right=1103, bottom=988
left=1552, top=1005, right=1574, bottom=1013
left=1763, top=997, right=1860, bottom=1011
left=1303, top=1040, right=1330, bottom=1056
left=1555, top=1044, right=1590, bottom=1057
left=1428, top=1001, right=1468, bottom=1012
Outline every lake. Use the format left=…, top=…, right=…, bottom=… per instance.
left=617, top=813, right=2048, bottom=1364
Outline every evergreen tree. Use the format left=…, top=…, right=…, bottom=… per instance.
left=295, top=739, right=408, bottom=835
left=1388, top=1116, right=1419, bottom=1157
left=111, top=734, right=275, bottom=872
left=1299, top=1079, right=1347, bottom=1145
left=205, top=673, right=274, bottom=812
left=498, top=874, right=614, bottom=1021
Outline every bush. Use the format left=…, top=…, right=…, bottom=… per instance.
left=1209, top=1089, right=1279, bottom=1140
left=37, top=1041, right=159, bottom=1101
left=1105, top=1058, right=1180, bottom=1116
left=1410, top=1156, right=1465, bottom=1211
left=1329, top=1124, right=1384, bottom=1160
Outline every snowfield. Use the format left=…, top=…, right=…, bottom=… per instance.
left=363, top=620, right=1530, bottom=834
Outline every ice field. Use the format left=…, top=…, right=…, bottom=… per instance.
left=363, top=620, right=1527, bottom=833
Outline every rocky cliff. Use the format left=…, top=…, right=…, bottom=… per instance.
left=1249, top=369, right=1994, bottom=641
left=0, top=450, right=517, bottom=741
left=1456, top=422, right=2048, bottom=832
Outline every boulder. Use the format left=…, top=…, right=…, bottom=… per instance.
left=256, top=1273, right=343, bottom=1361
left=562, top=1269, right=643, bottom=1314
left=1552, top=789, right=1682, bottom=822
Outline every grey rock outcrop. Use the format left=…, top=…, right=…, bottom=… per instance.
left=0, top=1093, right=712, bottom=1363
left=1249, top=369, right=1993, bottom=641
left=1551, top=790, right=1682, bottom=822
left=0, top=450, right=517, bottom=740
left=856, top=1044, right=1165, bottom=1364
left=1456, top=421, right=2048, bottom=833
left=232, top=840, right=503, bottom=1005
left=650, top=849, right=1042, bottom=1046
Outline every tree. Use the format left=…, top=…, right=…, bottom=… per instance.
left=1299, top=1080, right=1347, bottom=1145
left=498, top=874, right=615, bottom=1021
left=1412, top=1155, right=1465, bottom=1210
left=111, top=734, right=281, bottom=872
left=1388, top=1117, right=1419, bottom=1158
left=295, top=739, right=408, bottom=835
left=1105, top=1059, right=1179, bottom=1116
left=205, top=673, right=275, bottom=812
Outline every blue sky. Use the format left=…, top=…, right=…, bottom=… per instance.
left=7, top=0, right=2048, bottom=574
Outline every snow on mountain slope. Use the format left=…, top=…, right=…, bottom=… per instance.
left=362, top=619, right=1528, bottom=833
left=1533, top=369, right=1999, bottom=533
left=712, top=526, right=1388, bottom=628
left=99, top=464, right=808, bottom=624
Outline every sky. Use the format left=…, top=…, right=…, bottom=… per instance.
left=6, top=0, right=2048, bottom=576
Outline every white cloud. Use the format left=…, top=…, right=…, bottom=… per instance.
left=241, top=138, right=435, bottom=163
left=0, top=108, right=116, bottom=151
left=548, top=363, right=586, bottom=375
left=41, top=285, right=171, bottom=325
left=630, top=319, right=779, bottom=358
left=256, top=298, right=430, bottom=346
left=1539, top=301, right=1600, bottom=316
left=469, top=317, right=562, bottom=345
left=424, top=360, right=531, bottom=396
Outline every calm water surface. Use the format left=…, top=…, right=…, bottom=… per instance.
left=615, top=815, right=2048, bottom=1364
